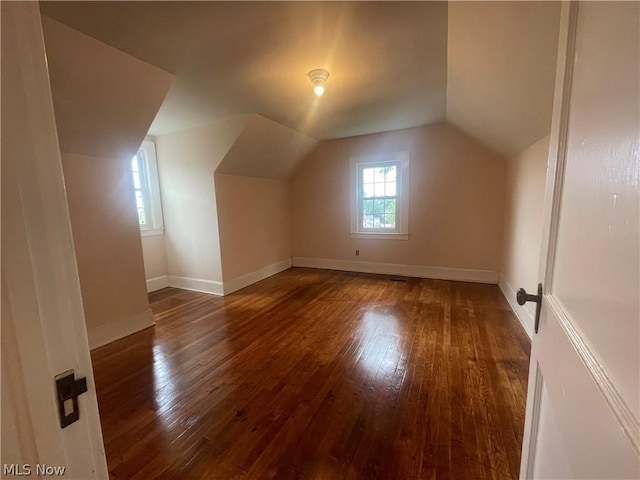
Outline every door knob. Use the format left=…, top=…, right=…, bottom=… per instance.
left=516, top=283, right=543, bottom=334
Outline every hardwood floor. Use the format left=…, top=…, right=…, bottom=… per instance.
left=91, top=268, right=531, bottom=480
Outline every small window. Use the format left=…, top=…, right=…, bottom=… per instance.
left=359, top=162, right=399, bottom=231
left=131, top=140, right=163, bottom=235
left=350, top=151, right=409, bottom=239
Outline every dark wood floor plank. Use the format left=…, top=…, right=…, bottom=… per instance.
left=91, top=268, right=530, bottom=479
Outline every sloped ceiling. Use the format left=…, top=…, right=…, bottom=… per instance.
left=40, top=1, right=561, bottom=160
left=39, top=1, right=448, bottom=141
left=216, top=114, right=318, bottom=179
left=40, top=16, right=173, bottom=161
left=447, top=2, right=561, bottom=157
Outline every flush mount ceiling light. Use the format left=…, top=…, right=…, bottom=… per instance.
left=308, top=69, right=329, bottom=96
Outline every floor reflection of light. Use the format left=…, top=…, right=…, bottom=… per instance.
left=151, top=343, right=192, bottom=445
left=355, top=310, right=406, bottom=382
left=152, top=344, right=179, bottom=416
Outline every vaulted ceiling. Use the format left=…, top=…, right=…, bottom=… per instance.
left=447, top=2, right=560, bottom=156
left=40, top=1, right=560, bottom=157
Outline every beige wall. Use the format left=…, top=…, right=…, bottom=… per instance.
left=155, top=118, right=245, bottom=284
left=141, top=235, right=168, bottom=281
left=152, top=115, right=317, bottom=290
left=215, top=174, right=292, bottom=282
left=61, top=153, right=150, bottom=330
left=500, top=136, right=550, bottom=336
left=41, top=15, right=172, bottom=347
left=291, top=123, right=505, bottom=273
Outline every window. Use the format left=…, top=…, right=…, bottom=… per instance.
left=350, top=151, right=409, bottom=239
left=131, top=140, right=163, bottom=236
left=359, top=162, right=399, bottom=231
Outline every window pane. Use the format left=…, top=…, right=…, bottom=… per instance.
left=363, top=183, right=375, bottom=198
left=374, top=167, right=386, bottom=183
left=385, top=165, right=397, bottom=182
left=385, top=198, right=396, bottom=214
left=383, top=214, right=396, bottom=228
left=132, top=152, right=146, bottom=227
left=131, top=142, right=164, bottom=231
left=362, top=167, right=374, bottom=183
left=357, top=160, right=403, bottom=232
left=385, top=181, right=397, bottom=196
left=135, top=190, right=145, bottom=209
left=363, top=215, right=375, bottom=228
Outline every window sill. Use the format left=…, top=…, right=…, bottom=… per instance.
left=140, top=228, right=164, bottom=237
left=351, top=232, right=409, bottom=240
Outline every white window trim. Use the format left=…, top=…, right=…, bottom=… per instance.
left=136, top=140, right=164, bottom=234
left=140, top=228, right=164, bottom=237
left=349, top=151, right=410, bottom=240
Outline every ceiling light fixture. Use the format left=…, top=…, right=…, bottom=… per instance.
left=308, top=69, right=329, bottom=96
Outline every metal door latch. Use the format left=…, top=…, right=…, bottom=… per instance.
left=55, top=370, right=88, bottom=428
left=517, top=283, right=543, bottom=334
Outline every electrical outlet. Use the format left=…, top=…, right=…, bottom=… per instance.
left=355, top=250, right=360, bottom=256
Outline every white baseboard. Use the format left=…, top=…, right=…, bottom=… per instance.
left=291, top=257, right=499, bottom=284
left=88, top=309, right=155, bottom=350
left=146, top=275, right=170, bottom=292
left=498, top=274, right=534, bottom=339
left=168, top=275, right=224, bottom=296
left=223, top=258, right=292, bottom=295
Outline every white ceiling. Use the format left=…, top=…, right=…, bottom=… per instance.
left=41, top=16, right=173, bottom=162
left=447, top=1, right=561, bottom=157
left=40, top=1, right=448, bottom=140
left=216, top=114, right=319, bottom=179
left=40, top=1, right=560, bottom=157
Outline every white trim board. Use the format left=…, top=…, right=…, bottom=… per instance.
left=292, top=257, right=499, bottom=284
left=146, top=275, right=170, bottom=292
left=87, top=309, right=155, bottom=350
left=168, top=275, right=224, bottom=296
left=223, top=258, right=292, bottom=295
left=498, top=274, right=535, bottom=339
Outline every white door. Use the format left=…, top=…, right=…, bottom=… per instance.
left=519, top=2, right=639, bottom=479
left=1, top=3, right=108, bottom=478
